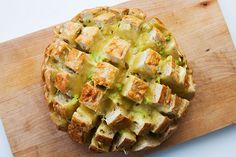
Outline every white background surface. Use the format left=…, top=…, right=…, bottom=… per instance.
left=0, top=120, right=13, bottom=157
left=0, top=0, right=235, bottom=157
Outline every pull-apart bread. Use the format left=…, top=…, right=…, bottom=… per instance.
left=41, top=7, right=195, bottom=153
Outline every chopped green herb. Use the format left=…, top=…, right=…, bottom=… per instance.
left=102, top=58, right=108, bottom=62
left=70, top=95, right=79, bottom=104
left=156, top=77, right=161, bottom=83
left=155, top=40, right=161, bottom=47
left=165, top=34, right=171, bottom=42
left=176, top=59, right=181, bottom=65
left=117, top=84, right=123, bottom=92
left=87, top=74, right=93, bottom=81
left=90, top=51, right=106, bottom=63
left=143, top=97, right=152, bottom=105
left=119, top=130, right=126, bottom=135
left=175, top=57, right=184, bottom=66
left=159, top=48, right=165, bottom=55
left=108, top=92, right=122, bottom=103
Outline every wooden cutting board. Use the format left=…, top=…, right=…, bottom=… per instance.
left=0, top=0, right=235, bottom=156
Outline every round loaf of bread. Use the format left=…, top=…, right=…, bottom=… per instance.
left=41, top=7, right=195, bottom=153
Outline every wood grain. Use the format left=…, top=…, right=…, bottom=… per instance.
left=0, top=0, right=236, bottom=156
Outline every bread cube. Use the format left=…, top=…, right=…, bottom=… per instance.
left=79, top=83, right=104, bottom=112
left=179, top=99, right=190, bottom=117
left=93, top=62, right=119, bottom=88
left=43, top=68, right=55, bottom=91
left=160, top=56, right=188, bottom=87
left=45, top=39, right=69, bottom=60
left=43, top=85, right=54, bottom=111
left=121, top=75, right=148, bottom=103
left=68, top=105, right=97, bottom=144
left=50, top=111, right=68, bottom=131
left=54, top=71, right=71, bottom=93
left=131, top=48, right=161, bottom=76
left=160, top=56, right=195, bottom=100
left=121, top=15, right=143, bottom=31
left=149, top=27, right=166, bottom=43
left=149, top=17, right=167, bottom=32
left=160, top=125, right=178, bottom=142
left=112, top=129, right=136, bottom=150
left=130, top=106, right=153, bottom=135
left=105, top=37, right=130, bottom=66
left=75, top=26, right=99, bottom=51
left=54, top=21, right=83, bottom=42
left=94, top=12, right=117, bottom=27
left=72, top=7, right=108, bottom=22
left=68, top=124, right=89, bottom=144
left=167, top=94, right=183, bottom=117
left=89, top=136, right=110, bottom=153
left=105, top=106, right=131, bottom=130
left=110, top=8, right=129, bottom=16
left=132, top=119, right=153, bottom=136
left=177, top=66, right=187, bottom=85
left=65, top=48, right=87, bottom=73
left=171, top=97, right=189, bottom=118
left=183, top=74, right=196, bottom=99
left=128, top=8, right=146, bottom=19
left=160, top=56, right=179, bottom=84
left=157, top=94, right=189, bottom=118
left=70, top=105, right=98, bottom=132
left=94, top=121, right=115, bottom=145
left=53, top=93, right=79, bottom=119
left=151, top=111, right=171, bottom=134
left=132, top=135, right=161, bottom=151
left=145, top=83, right=171, bottom=105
